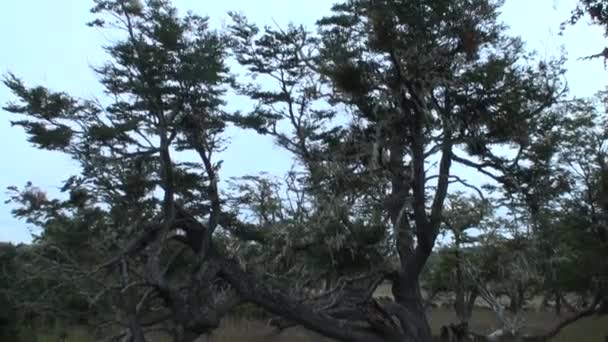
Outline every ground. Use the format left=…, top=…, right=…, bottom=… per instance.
left=25, top=308, right=608, bottom=342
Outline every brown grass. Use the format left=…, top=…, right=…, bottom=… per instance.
left=24, top=309, right=608, bottom=342
left=428, top=308, right=608, bottom=341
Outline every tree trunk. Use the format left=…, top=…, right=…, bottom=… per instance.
left=464, top=291, right=478, bottom=323
left=453, top=236, right=471, bottom=323
left=125, top=318, right=146, bottom=342
left=170, top=324, right=208, bottom=342
left=393, top=276, right=433, bottom=342
left=507, top=285, right=525, bottom=314
left=555, top=290, right=562, bottom=316
left=120, top=296, right=146, bottom=342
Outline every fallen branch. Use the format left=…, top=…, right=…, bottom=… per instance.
left=218, top=257, right=393, bottom=342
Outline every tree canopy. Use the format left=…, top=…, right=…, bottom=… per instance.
left=2, top=1, right=608, bottom=342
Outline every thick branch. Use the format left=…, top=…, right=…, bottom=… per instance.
left=428, top=130, right=453, bottom=247
left=523, top=292, right=603, bottom=341
left=218, top=258, right=389, bottom=342
left=452, top=153, right=503, bottom=183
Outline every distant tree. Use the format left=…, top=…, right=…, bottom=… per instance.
left=428, top=193, right=489, bottom=323
left=461, top=94, right=608, bottom=340
left=0, top=243, right=22, bottom=341
left=553, top=94, right=608, bottom=310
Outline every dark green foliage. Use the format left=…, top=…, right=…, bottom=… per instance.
left=0, top=243, right=21, bottom=341
left=2, top=75, right=81, bottom=151
left=3, top=1, right=233, bottom=339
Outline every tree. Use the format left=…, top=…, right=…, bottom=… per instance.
left=2, top=1, right=586, bottom=342
left=552, top=94, right=608, bottom=310
left=4, top=1, right=239, bottom=341
left=457, top=94, right=608, bottom=340
left=224, top=0, right=564, bottom=341
left=428, top=193, right=489, bottom=323
left=0, top=243, right=23, bottom=341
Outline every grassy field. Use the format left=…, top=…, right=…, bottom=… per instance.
left=23, top=308, right=608, bottom=342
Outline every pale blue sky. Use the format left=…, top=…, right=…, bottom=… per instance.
left=1, top=0, right=607, bottom=243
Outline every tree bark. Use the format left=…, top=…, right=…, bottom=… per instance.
left=555, top=290, right=562, bottom=316
left=392, top=277, right=433, bottom=342
left=127, top=318, right=147, bottom=342
left=454, top=234, right=473, bottom=323
left=218, top=258, right=393, bottom=342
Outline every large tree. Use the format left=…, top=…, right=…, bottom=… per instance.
left=224, top=0, right=565, bottom=341
left=4, top=1, right=599, bottom=342
left=4, top=1, right=239, bottom=341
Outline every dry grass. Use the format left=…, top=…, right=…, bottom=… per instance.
left=24, top=308, right=607, bottom=342
left=428, top=308, right=608, bottom=341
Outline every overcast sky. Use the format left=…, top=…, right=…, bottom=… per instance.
left=1, top=0, right=607, bottom=243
